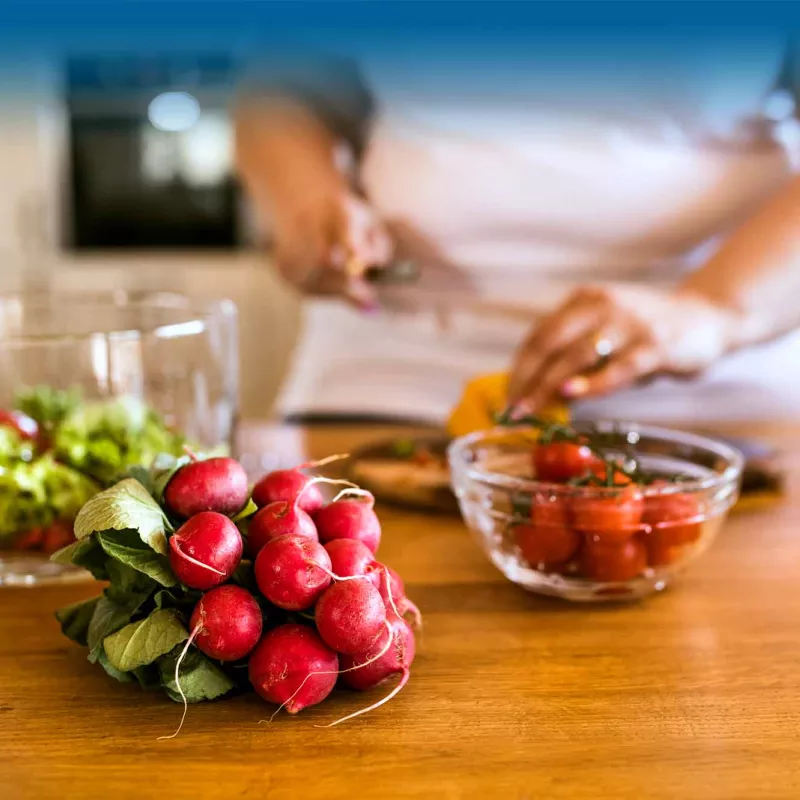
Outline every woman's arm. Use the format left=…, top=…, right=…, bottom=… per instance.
left=680, top=174, right=800, bottom=347
left=234, top=55, right=392, bottom=310
left=508, top=174, right=800, bottom=413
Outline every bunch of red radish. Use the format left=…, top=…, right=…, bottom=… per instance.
left=163, top=454, right=419, bottom=725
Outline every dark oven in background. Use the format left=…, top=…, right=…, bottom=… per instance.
left=65, top=54, right=247, bottom=251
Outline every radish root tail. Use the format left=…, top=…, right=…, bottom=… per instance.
left=182, top=445, right=200, bottom=462
left=293, top=476, right=361, bottom=510
left=157, top=623, right=201, bottom=741
left=315, top=669, right=410, bottom=729
left=383, top=567, right=423, bottom=631
left=172, top=540, right=226, bottom=577
left=403, top=598, right=423, bottom=631
left=383, top=568, right=403, bottom=620
left=310, top=563, right=374, bottom=584
left=261, top=620, right=394, bottom=724
left=299, top=453, right=350, bottom=470
left=330, top=487, right=374, bottom=504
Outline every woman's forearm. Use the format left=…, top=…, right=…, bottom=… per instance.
left=234, top=97, right=345, bottom=212
left=679, top=174, right=800, bottom=350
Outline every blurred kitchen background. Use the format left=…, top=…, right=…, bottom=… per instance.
left=0, top=52, right=300, bottom=421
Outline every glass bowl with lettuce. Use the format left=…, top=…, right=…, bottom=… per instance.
left=0, top=291, right=238, bottom=586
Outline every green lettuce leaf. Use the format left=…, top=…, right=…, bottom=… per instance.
left=102, top=609, right=188, bottom=673
left=15, top=385, right=81, bottom=431
left=54, top=397, right=187, bottom=485
left=0, top=454, right=98, bottom=543
left=0, top=427, right=35, bottom=465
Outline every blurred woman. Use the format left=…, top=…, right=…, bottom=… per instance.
left=236, top=35, right=800, bottom=425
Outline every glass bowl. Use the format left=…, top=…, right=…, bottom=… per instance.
left=447, top=423, right=744, bottom=602
left=0, top=290, right=239, bottom=586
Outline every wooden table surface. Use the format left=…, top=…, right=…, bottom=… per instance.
left=3, top=423, right=800, bottom=800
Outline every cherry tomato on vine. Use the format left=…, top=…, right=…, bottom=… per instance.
left=572, top=484, right=644, bottom=544
left=643, top=481, right=703, bottom=547
left=531, top=493, right=570, bottom=528
left=589, top=463, right=632, bottom=485
left=645, top=540, right=685, bottom=568
left=514, top=523, right=581, bottom=570
left=514, top=496, right=580, bottom=568
left=533, top=441, right=601, bottom=483
left=581, top=537, right=647, bottom=582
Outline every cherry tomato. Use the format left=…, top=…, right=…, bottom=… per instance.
left=531, top=493, right=570, bottom=528
left=573, top=484, right=644, bottom=544
left=42, top=521, right=75, bottom=554
left=581, top=537, right=647, bottom=582
left=513, top=498, right=581, bottom=569
left=643, top=482, right=702, bottom=547
left=0, top=409, right=39, bottom=441
left=646, top=540, right=685, bottom=568
left=589, top=463, right=632, bottom=485
left=14, top=528, right=44, bottom=551
left=533, top=441, right=601, bottom=483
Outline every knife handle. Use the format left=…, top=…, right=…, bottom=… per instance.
left=363, top=260, right=420, bottom=285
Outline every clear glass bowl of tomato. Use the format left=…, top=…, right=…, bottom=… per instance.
left=447, top=423, right=744, bottom=602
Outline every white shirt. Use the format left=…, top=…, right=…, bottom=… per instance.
left=277, top=36, right=800, bottom=423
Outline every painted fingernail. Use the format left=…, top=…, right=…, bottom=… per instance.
left=561, top=377, right=589, bottom=398
left=508, top=402, right=532, bottom=421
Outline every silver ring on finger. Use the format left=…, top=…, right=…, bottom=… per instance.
left=593, top=334, right=615, bottom=359
left=591, top=328, right=624, bottom=366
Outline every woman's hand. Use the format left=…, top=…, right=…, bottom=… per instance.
left=508, top=284, right=743, bottom=414
left=236, top=97, right=393, bottom=310
left=271, top=183, right=393, bottom=311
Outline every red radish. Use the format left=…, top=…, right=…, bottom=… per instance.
left=318, top=615, right=416, bottom=727
left=169, top=511, right=243, bottom=590
left=324, top=539, right=377, bottom=579
left=314, top=498, right=381, bottom=553
left=165, top=457, right=250, bottom=518
left=248, top=624, right=338, bottom=713
left=315, top=579, right=387, bottom=654
left=190, top=585, right=263, bottom=662
left=340, top=615, right=416, bottom=691
left=372, top=563, right=404, bottom=601
left=321, top=541, right=422, bottom=629
left=0, top=409, right=39, bottom=441
left=254, top=535, right=332, bottom=611
left=373, top=564, right=423, bottom=630
left=248, top=501, right=318, bottom=556
left=252, top=469, right=324, bottom=514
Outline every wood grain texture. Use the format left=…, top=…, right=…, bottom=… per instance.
left=2, top=423, right=800, bottom=800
